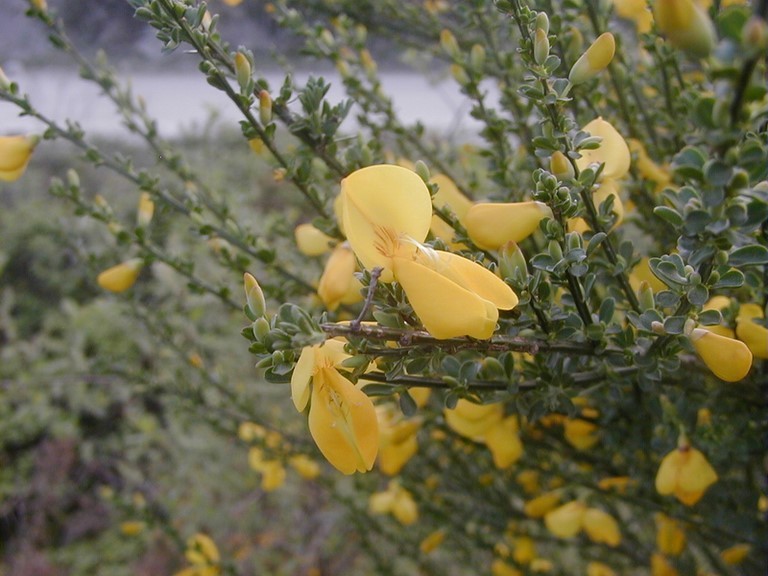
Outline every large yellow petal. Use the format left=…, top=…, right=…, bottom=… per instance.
left=97, top=258, right=143, bottom=293
left=577, top=118, right=631, bottom=181
left=736, top=304, right=768, bottom=359
left=393, top=256, right=498, bottom=339
left=318, top=243, right=359, bottom=311
left=308, top=367, right=378, bottom=474
left=544, top=501, right=586, bottom=538
left=444, top=400, right=504, bottom=440
left=341, top=165, right=432, bottom=279
left=583, top=508, right=621, bottom=547
left=655, top=449, right=682, bottom=496
left=484, top=416, right=524, bottom=469
left=689, top=328, right=753, bottom=382
left=432, top=173, right=472, bottom=221
left=465, top=201, right=552, bottom=250
left=429, top=250, right=519, bottom=310
left=677, top=448, right=718, bottom=495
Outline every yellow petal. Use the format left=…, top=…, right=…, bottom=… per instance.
left=720, top=544, right=750, bottom=565
left=577, top=118, right=631, bottom=181
left=295, top=223, right=335, bottom=256
left=393, top=256, right=498, bottom=339
left=291, top=346, right=315, bottom=411
left=465, top=201, right=552, bottom=250
left=655, top=449, right=683, bottom=496
left=587, top=561, right=617, bottom=576
left=676, top=447, right=718, bottom=496
left=512, top=536, right=536, bottom=565
left=544, top=501, right=587, bottom=538
left=0, top=135, right=38, bottom=181
left=736, top=304, right=768, bottom=359
left=563, top=418, right=600, bottom=450
left=318, top=243, right=360, bottom=311
left=308, top=367, right=378, bottom=474
left=432, top=174, right=472, bottom=220
left=654, top=0, right=716, bottom=57
left=524, top=491, right=561, bottom=518
left=651, top=553, right=679, bottom=576
left=419, top=530, right=446, bottom=554
left=569, top=32, right=615, bottom=84
left=655, top=513, right=686, bottom=556
left=613, top=0, right=653, bottom=33
left=484, top=416, right=524, bottom=469
left=341, top=165, right=432, bottom=280
left=444, top=400, right=504, bottom=439
left=629, top=256, right=668, bottom=293
left=431, top=250, right=519, bottom=309
left=392, top=488, right=419, bottom=525
left=260, top=460, right=287, bottom=492
left=288, top=454, right=321, bottom=479
left=97, top=258, right=143, bottom=293
left=582, top=508, right=621, bottom=547
left=689, top=328, right=753, bottom=382
left=379, top=433, right=418, bottom=476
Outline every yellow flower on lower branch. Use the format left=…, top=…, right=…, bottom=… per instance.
left=688, top=327, right=752, bottom=382
left=97, top=258, right=144, bottom=293
left=655, top=438, right=718, bottom=505
left=0, top=135, right=39, bottom=182
left=291, top=341, right=378, bottom=474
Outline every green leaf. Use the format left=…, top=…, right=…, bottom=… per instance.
left=711, top=268, right=744, bottom=288
left=654, top=206, right=684, bottom=228
left=728, top=245, right=768, bottom=266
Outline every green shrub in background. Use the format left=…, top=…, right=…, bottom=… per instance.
left=1, top=0, right=767, bottom=574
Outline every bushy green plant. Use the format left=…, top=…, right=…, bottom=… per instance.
left=1, top=0, right=766, bottom=574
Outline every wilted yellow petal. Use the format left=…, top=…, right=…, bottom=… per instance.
left=97, top=258, right=143, bottom=293
left=392, top=255, right=498, bottom=339
left=341, top=165, right=432, bottom=279
left=465, top=201, right=552, bottom=250
left=295, top=223, right=335, bottom=256
left=689, top=328, right=752, bottom=382
left=583, top=508, right=621, bottom=547
left=544, top=501, right=586, bottom=538
left=577, top=118, right=631, bottom=181
left=308, top=366, right=378, bottom=474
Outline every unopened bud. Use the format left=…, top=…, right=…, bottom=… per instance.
left=568, top=32, right=615, bottom=85
left=360, top=49, right=377, bottom=76
left=638, top=281, right=655, bottom=311
left=534, top=29, right=550, bottom=65
left=651, top=321, right=666, bottom=335
left=234, top=51, right=251, bottom=92
left=0, top=66, right=9, bottom=90
left=259, top=90, right=272, bottom=125
left=550, top=151, right=575, bottom=180
left=499, top=241, right=529, bottom=283
left=470, top=44, right=486, bottom=71
left=440, top=29, right=460, bottom=59
left=535, top=12, right=550, bottom=35
left=244, top=272, right=267, bottom=318
left=450, top=64, right=470, bottom=86
left=66, top=168, right=80, bottom=188
left=136, top=192, right=155, bottom=228
left=414, top=160, right=431, bottom=183
left=31, top=0, right=48, bottom=11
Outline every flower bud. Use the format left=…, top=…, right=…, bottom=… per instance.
left=97, top=258, right=144, bottom=293
left=550, top=151, right=574, bottom=180
left=440, top=29, right=460, bottom=59
left=466, top=201, right=552, bottom=250
left=234, top=51, right=251, bottom=92
left=136, top=192, right=155, bottom=228
left=569, top=32, right=615, bottom=85
left=243, top=272, right=267, bottom=317
left=534, top=28, right=550, bottom=65
left=499, top=241, right=529, bottom=283
left=688, top=327, right=752, bottom=382
left=252, top=316, right=271, bottom=341
left=259, top=90, right=272, bottom=125
left=450, top=63, right=470, bottom=86
left=654, top=0, right=717, bottom=58
left=294, top=223, right=334, bottom=256
left=31, top=0, right=48, bottom=11
left=0, top=66, right=10, bottom=90
left=470, top=43, right=486, bottom=71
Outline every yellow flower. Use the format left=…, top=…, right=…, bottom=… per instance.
left=651, top=553, right=679, bottom=576
left=628, top=139, right=671, bottom=192
left=185, top=533, right=220, bottom=566
left=563, top=418, right=600, bottom=450
left=97, top=258, right=143, bottom=293
left=369, top=481, right=418, bottom=525
left=444, top=399, right=504, bottom=440
left=524, top=491, right=561, bottom=518
left=419, top=529, right=446, bottom=554
left=720, top=543, right=750, bottom=565
left=136, top=192, right=154, bottom=227
left=377, top=404, right=420, bottom=475
left=317, top=242, right=363, bottom=310
left=568, top=32, right=615, bottom=85
left=0, top=135, right=39, bottom=182
left=290, top=340, right=378, bottom=474
left=222, top=0, right=243, bottom=4
left=613, top=0, right=653, bottom=33
left=577, top=118, right=631, bottom=181
left=655, top=513, right=686, bottom=556
left=119, top=521, right=146, bottom=536
left=484, top=415, right=524, bottom=469
left=491, top=559, right=523, bottom=576
left=587, top=561, right=617, bottom=576
left=688, top=327, right=752, bottom=382
left=512, top=536, right=536, bottom=565
left=654, top=0, right=717, bottom=57
left=655, top=439, right=718, bottom=505
left=341, top=164, right=518, bottom=339
left=735, top=303, right=768, bottom=359
left=429, top=173, right=473, bottom=246
left=295, top=223, right=335, bottom=256
left=544, top=501, right=586, bottom=538
left=582, top=508, right=621, bottom=547
left=288, top=454, right=321, bottom=479
left=597, top=476, right=633, bottom=493
left=465, top=201, right=553, bottom=250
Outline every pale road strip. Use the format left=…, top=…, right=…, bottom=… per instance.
left=0, top=67, right=496, bottom=139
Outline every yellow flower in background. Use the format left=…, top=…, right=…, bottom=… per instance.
left=465, top=201, right=553, bottom=250
left=429, top=173, right=473, bottom=246
left=247, top=447, right=287, bottom=491
left=317, top=242, right=363, bottom=311
left=688, top=327, right=752, bottom=382
left=587, top=561, right=617, bottom=576
left=629, top=256, right=667, bottom=293
left=369, top=481, right=418, bottom=525
left=651, top=553, right=679, bottom=576
left=175, top=533, right=221, bottom=576
left=568, top=178, right=624, bottom=234
left=291, top=340, right=378, bottom=474
left=577, top=118, right=631, bottom=181
left=582, top=508, right=621, bottom=547
left=340, top=164, right=518, bottom=339
left=419, top=529, right=446, bottom=554
left=568, top=32, right=615, bottom=85
left=97, top=258, right=144, bottom=293
left=735, top=303, right=768, bottom=359
left=544, top=501, right=586, bottom=538
left=720, top=543, right=750, bottom=565
left=491, top=559, right=523, bottom=576
left=444, top=398, right=504, bottom=440
left=222, top=0, right=243, bottom=7
left=377, top=404, right=421, bottom=475
left=655, top=513, right=686, bottom=556
left=484, top=415, right=524, bottom=469
left=524, top=491, right=561, bottom=518
left=295, top=222, right=335, bottom=256
left=655, top=439, right=718, bottom=505
left=511, top=536, right=536, bottom=565
left=628, top=139, right=671, bottom=192
left=654, top=0, right=717, bottom=57
left=613, top=0, right=653, bottom=33
left=288, top=454, right=321, bottom=479
left=563, top=417, right=600, bottom=450
left=0, top=135, right=39, bottom=182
